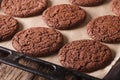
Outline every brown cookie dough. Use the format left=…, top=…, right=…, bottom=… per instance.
left=58, top=40, right=113, bottom=72
left=42, top=4, right=86, bottom=30
left=111, top=0, right=120, bottom=15
left=1, top=0, right=47, bottom=17
left=0, top=15, right=19, bottom=41
left=12, top=27, right=64, bottom=57
left=87, top=15, right=120, bottom=43
left=69, top=0, right=106, bottom=6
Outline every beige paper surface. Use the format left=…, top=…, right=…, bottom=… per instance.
left=0, top=0, right=119, bottom=79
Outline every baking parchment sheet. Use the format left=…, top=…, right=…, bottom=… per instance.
left=0, top=0, right=120, bottom=79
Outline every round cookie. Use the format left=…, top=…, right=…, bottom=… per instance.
left=0, top=15, right=19, bottom=41
left=1, top=0, right=47, bottom=17
left=12, top=27, right=64, bottom=57
left=69, top=0, right=106, bottom=6
left=58, top=40, right=113, bottom=72
left=87, top=15, right=120, bottom=43
left=111, top=0, right=120, bottom=15
left=42, top=4, right=86, bottom=30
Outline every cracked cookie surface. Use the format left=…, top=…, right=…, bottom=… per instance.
left=58, top=40, right=113, bottom=72
left=12, top=27, right=64, bottom=57
left=0, top=15, right=19, bottom=41
left=1, top=0, right=47, bottom=17
left=87, top=15, right=120, bottom=43
left=42, top=4, right=86, bottom=30
left=111, top=0, right=120, bottom=16
left=69, top=0, right=106, bottom=6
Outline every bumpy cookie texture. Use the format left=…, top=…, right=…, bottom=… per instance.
left=87, top=15, right=120, bottom=43
left=0, top=15, right=19, bottom=41
left=1, top=0, right=47, bottom=17
left=42, top=4, right=86, bottom=30
left=111, top=0, right=120, bottom=15
left=59, top=40, right=113, bottom=72
left=12, top=27, right=64, bottom=57
left=69, top=0, right=106, bottom=6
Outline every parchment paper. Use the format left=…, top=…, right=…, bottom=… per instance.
left=0, top=0, right=120, bottom=79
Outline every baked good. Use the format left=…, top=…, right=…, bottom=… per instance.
left=111, top=0, right=120, bottom=15
left=0, top=15, right=19, bottom=41
left=87, top=15, right=120, bottom=43
left=58, top=40, right=113, bottom=72
left=12, top=27, right=64, bottom=57
left=1, top=0, right=47, bottom=17
left=69, top=0, right=106, bottom=6
left=42, top=4, right=86, bottom=30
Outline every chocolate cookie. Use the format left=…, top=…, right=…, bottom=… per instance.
left=58, top=40, right=113, bottom=72
left=111, top=0, right=120, bottom=15
left=87, top=15, right=120, bottom=43
left=1, top=0, right=47, bottom=17
left=12, top=27, right=64, bottom=57
left=69, top=0, right=106, bottom=6
left=42, top=4, right=86, bottom=30
left=0, top=15, right=19, bottom=41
